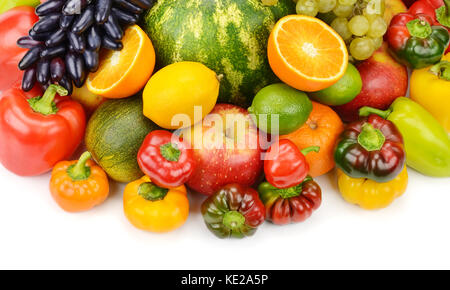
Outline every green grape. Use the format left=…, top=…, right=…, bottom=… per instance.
left=317, top=0, right=337, bottom=13
left=364, top=0, right=385, bottom=16
left=338, top=0, right=357, bottom=5
left=331, top=17, right=353, bottom=41
left=350, top=37, right=375, bottom=60
left=371, top=36, right=383, bottom=50
left=348, top=15, right=370, bottom=36
left=367, top=16, right=387, bottom=38
left=333, top=4, right=354, bottom=17
left=296, top=0, right=319, bottom=17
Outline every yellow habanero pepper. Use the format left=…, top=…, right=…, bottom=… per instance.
left=410, top=53, right=450, bottom=133
left=123, top=176, right=189, bottom=233
left=337, top=167, right=408, bottom=210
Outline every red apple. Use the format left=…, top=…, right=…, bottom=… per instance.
left=333, top=43, right=408, bottom=123
left=182, top=104, right=263, bottom=195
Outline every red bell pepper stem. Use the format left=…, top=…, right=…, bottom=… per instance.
left=430, top=60, right=450, bottom=81
left=359, top=106, right=392, bottom=119
left=407, top=19, right=433, bottom=38
left=28, top=84, right=68, bottom=115
left=222, top=211, right=245, bottom=230
left=357, top=123, right=386, bottom=151
left=138, top=182, right=169, bottom=201
left=437, top=0, right=450, bottom=27
left=67, top=152, right=92, bottom=181
left=160, top=143, right=181, bottom=162
left=300, top=146, right=320, bottom=156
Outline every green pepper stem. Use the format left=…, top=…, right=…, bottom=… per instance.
left=406, top=19, right=432, bottom=39
left=430, top=60, right=450, bottom=81
left=160, top=143, right=181, bottom=162
left=359, top=106, right=391, bottom=119
left=301, top=146, right=320, bottom=156
left=28, top=84, right=68, bottom=116
left=223, top=211, right=245, bottom=230
left=66, top=152, right=92, bottom=181
left=138, top=182, right=169, bottom=201
left=436, top=0, right=450, bottom=28
left=357, top=123, right=386, bottom=152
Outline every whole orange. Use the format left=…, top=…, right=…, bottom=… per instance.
left=280, top=101, right=344, bottom=177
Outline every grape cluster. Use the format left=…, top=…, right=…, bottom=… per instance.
left=17, top=0, right=154, bottom=94
left=294, top=0, right=387, bottom=61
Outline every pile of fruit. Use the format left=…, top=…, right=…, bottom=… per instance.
left=0, top=0, right=449, bottom=239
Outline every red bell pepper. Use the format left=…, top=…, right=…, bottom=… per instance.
left=264, top=139, right=320, bottom=189
left=138, top=130, right=195, bottom=188
left=0, top=6, right=38, bottom=94
left=0, top=84, right=85, bottom=176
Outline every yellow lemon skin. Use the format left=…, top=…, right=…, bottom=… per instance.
left=143, top=61, right=220, bottom=130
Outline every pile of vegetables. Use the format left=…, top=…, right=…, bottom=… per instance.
left=0, top=0, right=449, bottom=239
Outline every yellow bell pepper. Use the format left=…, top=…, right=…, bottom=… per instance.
left=410, top=53, right=450, bottom=133
left=123, top=176, right=189, bottom=233
left=337, top=167, right=408, bottom=210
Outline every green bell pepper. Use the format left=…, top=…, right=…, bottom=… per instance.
left=0, top=0, right=40, bottom=15
left=360, top=97, right=450, bottom=177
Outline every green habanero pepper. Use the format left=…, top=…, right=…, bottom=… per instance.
left=360, top=97, right=450, bottom=177
left=387, top=13, right=450, bottom=69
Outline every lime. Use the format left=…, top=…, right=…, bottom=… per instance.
left=248, top=83, right=312, bottom=135
left=309, top=63, right=362, bottom=106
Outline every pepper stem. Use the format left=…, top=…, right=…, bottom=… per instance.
left=436, top=0, right=450, bottom=28
left=66, top=152, right=92, bottom=181
left=223, top=211, right=245, bottom=230
left=28, top=84, right=68, bottom=116
left=160, top=143, right=181, bottom=162
left=430, top=60, right=450, bottom=81
left=357, top=123, right=385, bottom=152
left=406, top=19, right=432, bottom=39
left=301, top=146, right=320, bottom=156
left=138, top=182, right=168, bottom=201
left=359, top=106, right=391, bottom=119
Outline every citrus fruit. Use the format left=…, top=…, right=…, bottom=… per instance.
left=309, top=63, right=362, bottom=106
left=143, top=62, right=220, bottom=130
left=87, top=25, right=155, bottom=99
left=248, top=83, right=312, bottom=135
left=267, top=15, right=348, bottom=92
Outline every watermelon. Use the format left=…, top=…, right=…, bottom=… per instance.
left=143, top=0, right=295, bottom=107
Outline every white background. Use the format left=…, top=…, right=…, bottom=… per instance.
left=0, top=151, right=449, bottom=270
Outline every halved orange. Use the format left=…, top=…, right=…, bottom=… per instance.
left=268, top=15, right=348, bottom=92
left=87, top=25, right=155, bottom=99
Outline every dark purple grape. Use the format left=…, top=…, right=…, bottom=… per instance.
left=86, top=25, right=102, bottom=51
left=58, top=75, right=73, bottom=95
left=50, top=58, right=66, bottom=83
left=113, top=0, right=142, bottom=14
left=65, top=52, right=86, bottom=88
left=44, top=28, right=66, bottom=47
left=112, top=7, right=138, bottom=25
left=31, top=14, right=61, bottom=33
left=63, top=0, right=92, bottom=15
left=40, top=82, right=51, bottom=91
left=83, top=49, right=99, bottom=72
left=22, top=67, right=37, bottom=92
left=68, top=31, right=86, bottom=54
left=17, top=36, right=42, bottom=49
left=102, top=35, right=123, bottom=50
left=36, top=59, right=51, bottom=85
left=71, top=5, right=95, bottom=34
left=18, top=46, right=42, bottom=70
left=103, top=13, right=123, bottom=41
left=127, top=0, right=153, bottom=9
left=41, top=46, right=66, bottom=59
left=96, top=0, right=112, bottom=24
left=60, top=14, right=75, bottom=30
left=29, top=29, right=52, bottom=41
left=35, top=0, right=65, bottom=17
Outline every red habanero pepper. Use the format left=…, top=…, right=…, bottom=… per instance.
left=264, top=139, right=320, bottom=189
left=138, top=130, right=195, bottom=188
left=0, top=84, right=85, bottom=176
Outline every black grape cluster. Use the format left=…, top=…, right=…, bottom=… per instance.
left=17, top=0, right=154, bottom=94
